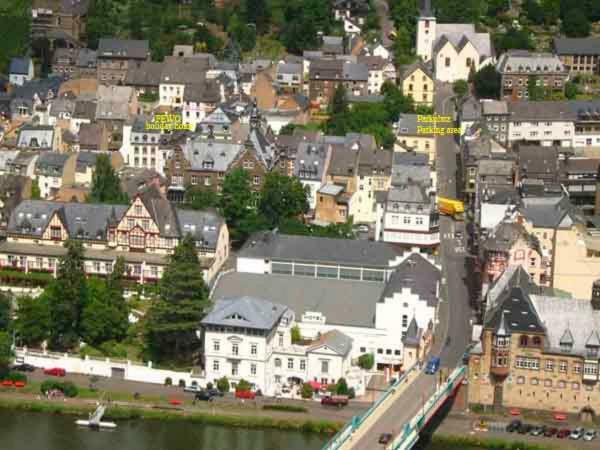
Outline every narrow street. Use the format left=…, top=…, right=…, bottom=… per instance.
left=374, top=0, right=395, bottom=47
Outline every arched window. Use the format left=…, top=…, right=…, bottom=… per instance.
left=519, top=335, right=529, bottom=347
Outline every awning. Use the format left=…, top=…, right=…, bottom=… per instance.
left=309, top=380, right=321, bottom=390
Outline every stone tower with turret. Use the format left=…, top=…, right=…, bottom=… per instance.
left=416, top=0, right=437, bottom=61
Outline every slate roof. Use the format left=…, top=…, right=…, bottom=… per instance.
left=125, top=61, right=163, bottom=87
left=396, top=114, right=425, bottom=136
left=496, top=51, right=565, bottom=74
left=9, top=57, right=31, bottom=75
left=11, top=76, right=65, bottom=102
left=183, top=80, right=220, bottom=103
left=309, top=330, right=353, bottom=356
left=382, top=253, right=440, bottom=307
left=238, top=231, right=401, bottom=268
left=294, top=141, right=328, bottom=181
left=553, top=37, right=600, bottom=55
left=202, top=296, right=288, bottom=331
left=519, top=195, right=581, bottom=228
left=73, top=100, right=97, bottom=120
left=211, top=271, right=385, bottom=328
left=182, top=138, right=243, bottom=172
left=309, top=59, right=344, bottom=80
left=399, top=60, right=433, bottom=81
left=76, top=48, right=97, bottom=68
left=518, top=145, right=559, bottom=179
left=342, top=62, right=368, bottom=81
left=319, top=183, right=345, bottom=196
left=96, top=85, right=133, bottom=121
left=97, top=39, right=150, bottom=60
left=391, top=151, right=430, bottom=185
left=403, top=317, right=422, bottom=346
left=160, top=56, right=211, bottom=84
left=433, top=26, right=492, bottom=59
left=386, top=183, right=429, bottom=204
left=485, top=286, right=545, bottom=335
left=75, top=151, right=99, bottom=172
left=35, top=152, right=70, bottom=175
left=482, top=221, right=537, bottom=252
left=17, top=125, right=54, bottom=149
left=277, top=63, right=302, bottom=76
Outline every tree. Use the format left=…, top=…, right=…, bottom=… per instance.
left=562, top=10, right=591, bottom=38
left=523, top=0, right=545, bottom=25
left=0, top=0, right=30, bottom=74
left=0, top=293, right=10, bottom=331
left=144, top=235, right=210, bottom=362
left=335, top=378, right=349, bottom=395
left=358, top=353, right=374, bottom=370
left=452, top=80, right=469, bottom=100
left=291, top=325, right=302, bottom=344
left=81, top=259, right=129, bottom=347
left=381, top=81, right=414, bottom=122
left=86, top=0, right=118, bottom=49
left=300, top=382, right=314, bottom=399
left=31, top=178, right=41, bottom=200
left=13, top=295, right=51, bottom=347
left=527, top=76, right=545, bottom=101
left=184, top=185, right=219, bottom=210
left=493, top=28, right=533, bottom=54
left=0, top=331, right=12, bottom=378
left=243, top=0, right=269, bottom=35
left=217, top=376, right=230, bottom=393
left=331, top=85, right=349, bottom=116
left=88, top=154, right=128, bottom=204
left=473, top=65, right=501, bottom=99
left=236, top=378, right=252, bottom=391
left=48, top=240, right=88, bottom=350
left=259, top=173, right=309, bottom=227
left=565, top=82, right=578, bottom=100
left=221, top=168, right=254, bottom=228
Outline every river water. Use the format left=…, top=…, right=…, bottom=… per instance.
left=0, top=410, right=328, bottom=450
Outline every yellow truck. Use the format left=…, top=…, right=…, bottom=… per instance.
left=437, top=196, right=465, bottom=220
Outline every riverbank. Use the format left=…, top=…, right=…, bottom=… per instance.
left=422, top=435, right=554, bottom=450
left=0, top=394, right=341, bottom=434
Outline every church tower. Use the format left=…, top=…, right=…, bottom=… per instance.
left=416, top=0, right=436, bottom=62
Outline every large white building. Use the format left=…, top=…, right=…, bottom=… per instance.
left=120, top=116, right=169, bottom=176
left=415, top=0, right=494, bottom=82
left=214, top=233, right=441, bottom=379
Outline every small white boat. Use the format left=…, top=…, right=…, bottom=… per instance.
left=76, top=403, right=117, bottom=429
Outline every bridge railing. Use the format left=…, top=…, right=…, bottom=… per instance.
left=321, top=363, right=418, bottom=450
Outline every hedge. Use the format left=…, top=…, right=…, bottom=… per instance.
left=263, top=404, right=308, bottom=413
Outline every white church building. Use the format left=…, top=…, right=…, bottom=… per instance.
left=416, top=0, right=494, bottom=82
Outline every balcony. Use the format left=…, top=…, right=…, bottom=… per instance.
left=490, top=365, right=510, bottom=377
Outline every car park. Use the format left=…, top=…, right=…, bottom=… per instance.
left=517, top=423, right=532, bottom=434
left=570, top=427, right=584, bottom=440
left=43, top=367, right=66, bottom=377
left=530, top=425, right=545, bottom=436
left=378, top=433, right=392, bottom=445
left=583, top=429, right=597, bottom=441
left=11, top=363, right=35, bottom=372
left=556, top=428, right=571, bottom=438
left=506, top=419, right=522, bottom=432
left=543, top=427, right=558, bottom=437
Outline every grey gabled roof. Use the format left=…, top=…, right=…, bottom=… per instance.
left=183, top=138, right=243, bottom=172
left=238, top=231, right=401, bottom=268
left=559, top=328, right=574, bottom=345
left=9, top=57, right=31, bottom=75
left=202, top=296, right=288, bottom=331
left=586, top=330, right=600, bottom=347
left=402, top=317, right=422, bottom=346
left=98, top=38, right=149, bottom=60
left=485, top=287, right=545, bottom=335
left=342, top=62, right=368, bottom=81
left=309, top=330, right=353, bottom=356
left=382, top=253, right=440, bottom=307
left=553, top=37, right=600, bottom=56
left=519, top=196, right=581, bottom=229
left=35, top=152, right=70, bottom=173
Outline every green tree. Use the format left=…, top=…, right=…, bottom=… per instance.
left=144, top=235, right=210, bottom=362
left=221, top=168, right=254, bottom=227
left=562, top=9, right=591, bottom=38
left=184, top=185, right=220, bottom=210
left=236, top=378, right=252, bottom=391
left=527, top=76, right=545, bottom=101
left=291, top=325, right=302, bottom=344
left=228, top=13, right=257, bottom=52
left=0, top=331, right=12, bottom=378
left=88, top=154, right=128, bottom=204
left=217, top=376, right=230, bottom=393
left=0, top=0, right=30, bottom=74
left=243, top=0, right=269, bottom=35
left=86, top=0, right=118, bottom=49
left=48, top=240, right=88, bottom=350
left=0, top=293, right=10, bottom=331
left=473, top=65, right=501, bottom=99
left=493, top=28, right=533, bottom=54
left=523, top=0, right=545, bottom=25
left=81, top=259, right=129, bottom=347
left=259, top=173, right=308, bottom=227
left=331, top=85, right=349, bottom=116
left=335, top=378, right=349, bottom=395
left=381, top=81, right=414, bottom=122
left=300, top=382, right=314, bottom=399
left=452, top=80, right=469, bottom=100
left=358, top=353, right=374, bottom=370
left=565, top=81, right=578, bottom=100
left=14, top=295, right=51, bottom=347
left=31, top=178, right=41, bottom=200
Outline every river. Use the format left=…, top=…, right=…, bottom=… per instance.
left=0, top=410, right=328, bottom=450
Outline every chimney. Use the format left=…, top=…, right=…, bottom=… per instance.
left=592, top=280, right=600, bottom=310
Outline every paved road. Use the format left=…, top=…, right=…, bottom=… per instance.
left=339, top=84, right=473, bottom=450
left=374, top=0, right=394, bottom=47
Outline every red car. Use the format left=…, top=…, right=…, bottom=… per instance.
left=43, top=367, right=66, bottom=377
left=556, top=428, right=571, bottom=438
left=235, top=390, right=256, bottom=399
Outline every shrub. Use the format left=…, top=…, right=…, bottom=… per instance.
left=348, top=387, right=356, bottom=399
left=216, top=376, right=229, bottom=393
left=263, top=404, right=307, bottom=413
left=40, top=380, right=78, bottom=397
left=236, top=378, right=251, bottom=392
left=335, top=378, right=349, bottom=396
left=357, top=353, right=374, bottom=370
left=164, top=377, right=172, bottom=386
left=206, top=382, right=213, bottom=390
left=61, top=381, right=78, bottom=398
left=5, top=372, right=27, bottom=383
left=300, top=382, right=313, bottom=399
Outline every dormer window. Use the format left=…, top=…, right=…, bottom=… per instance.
left=587, top=346, right=599, bottom=358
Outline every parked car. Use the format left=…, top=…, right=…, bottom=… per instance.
left=43, top=367, right=65, bottom=377
left=424, top=356, right=441, bottom=375
left=570, top=427, right=584, bottom=440
left=583, top=429, right=597, bottom=441
left=184, top=384, right=202, bottom=393
left=517, top=423, right=532, bottom=434
left=506, top=419, right=522, bottom=433
left=543, top=427, right=558, bottom=437
left=207, top=388, right=224, bottom=397
left=530, top=425, right=545, bottom=436
left=556, top=428, right=571, bottom=438
left=194, top=391, right=214, bottom=401
left=321, top=395, right=349, bottom=408
left=11, top=363, right=35, bottom=372
left=356, top=224, right=370, bottom=233
left=378, top=433, right=393, bottom=445
left=235, top=390, right=256, bottom=400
